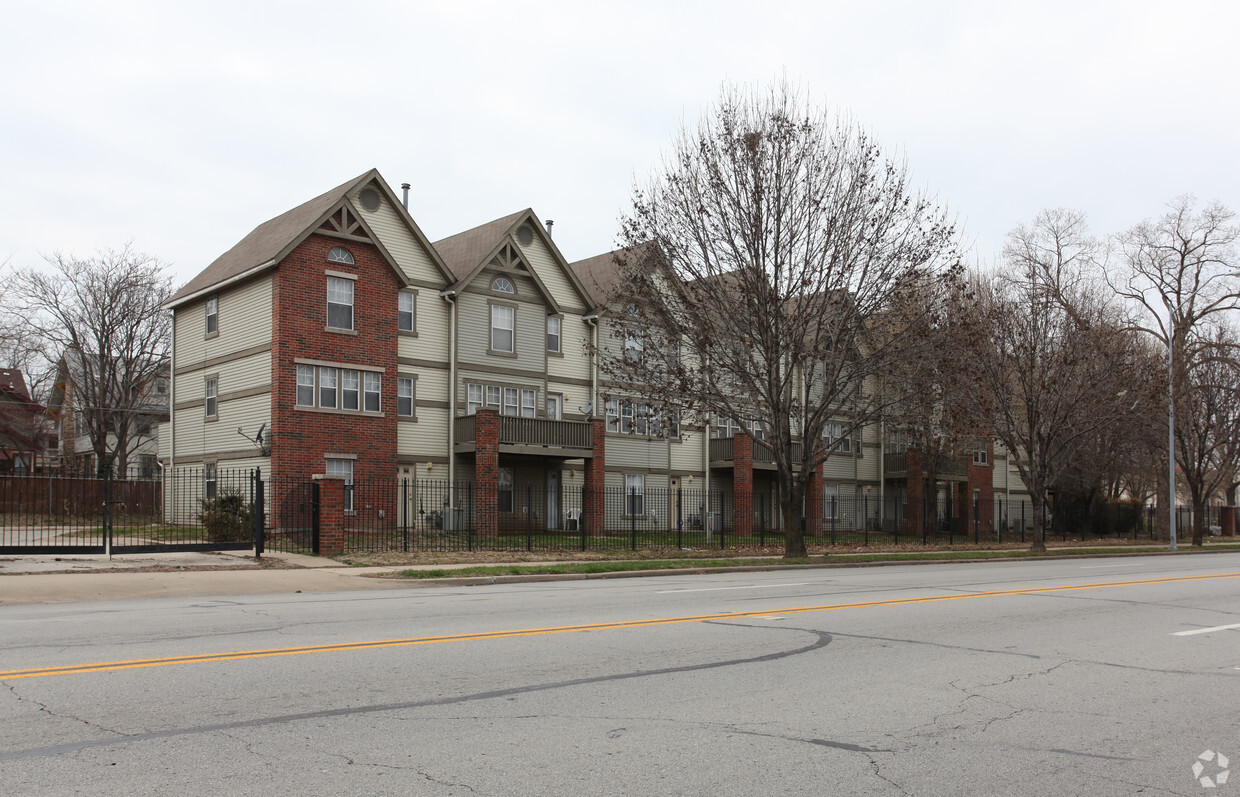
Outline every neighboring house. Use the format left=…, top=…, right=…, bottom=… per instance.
left=0, top=369, right=48, bottom=474
left=162, top=169, right=1031, bottom=533
left=46, top=351, right=167, bottom=478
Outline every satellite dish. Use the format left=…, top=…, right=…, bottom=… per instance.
left=580, top=400, right=594, bottom=419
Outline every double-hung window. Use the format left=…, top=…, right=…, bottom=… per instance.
left=398, top=292, right=415, bottom=332
left=204, top=377, right=218, bottom=418
left=364, top=372, right=381, bottom=412
left=296, top=365, right=315, bottom=406
left=319, top=367, right=338, bottom=409
left=625, top=474, right=644, bottom=516
left=205, top=462, right=217, bottom=499
left=625, top=328, right=643, bottom=363
left=620, top=401, right=633, bottom=434
left=669, top=407, right=681, bottom=439
left=342, top=369, right=360, bottom=411
left=467, top=383, right=484, bottom=415
left=485, top=385, right=502, bottom=412
left=327, top=276, right=354, bottom=330
left=824, top=423, right=851, bottom=453
left=205, top=297, right=218, bottom=335
left=546, top=316, right=561, bottom=354
left=521, top=389, right=536, bottom=418
left=605, top=399, right=619, bottom=432
left=503, top=387, right=519, bottom=417
left=397, top=377, right=414, bottom=417
left=973, top=450, right=988, bottom=465
left=491, top=305, right=514, bottom=353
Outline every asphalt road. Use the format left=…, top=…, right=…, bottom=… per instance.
left=1, top=554, right=1239, bottom=796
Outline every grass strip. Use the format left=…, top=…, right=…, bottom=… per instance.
left=388, top=544, right=1240, bottom=579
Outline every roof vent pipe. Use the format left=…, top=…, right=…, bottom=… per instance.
left=545, top=219, right=554, bottom=237
left=401, top=183, right=411, bottom=210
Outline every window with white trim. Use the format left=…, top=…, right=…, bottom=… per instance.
left=620, top=401, right=633, bottom=434
left=397, top=377, right=414, bottom=417
left=326, top=458, right=354, bottom=511
left=364, top=372, right=381, bottom=412
left=296, top=365, right=315, bottom=406
left=204, top=377, right=217, bottom=418
left=823, top=484, right=839, bottom=518
left=467, top=383, right=484, bottom=415
left=342, top=369, right=360, bottom=411
left=485, top=385, right=501, bottom=411
left=492, top=277, right=515, bottom=294
left=504, top=387, right=519, bottom=417
left=521, top=389, right=536, bottom=418
left=398, top=292, right=415, bottom=332
left=491, top=304, right=514, bottom=353
left=466, top=382, right=537, bottom=417
left=327, top=276, right=354, bottom=330
left=824, top=423, right=852, bottom=453
left=625, top=474, right=644, bottom=516
left=327, top=247, right=354, bottom=265
left=669, top=407, right=680, bottom=439
left=606, top=399, right=619, bottom=432
left=320, top=367, right=338, bottom=409
left=205, top=296, right=218, bottom=335
left=204, top=462, right=217, bottom=499
left=973, top=450, right=988, bottom=465
left=297, top=366, right=381, bottom=414
left=547, top=316, right=561, bottom=353
left=625, top=327, right=643, bottom=363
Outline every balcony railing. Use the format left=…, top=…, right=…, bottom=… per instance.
left=454, top=415, right=593, bottom=453
left=884, top=451, right=968, bottom=480
left=709, top=437, right=803, bottom=468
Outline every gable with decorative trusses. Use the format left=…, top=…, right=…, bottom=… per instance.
left=317, top=204, right=373, bottom=244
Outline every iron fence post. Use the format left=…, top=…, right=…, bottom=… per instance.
left=676, top=487, right=683, bottom=550
left=526, top=484, right=533, bottom=552
left=974, top=494, right=979, bottom=545
left=311, top=481, right=321, bottom=555
left=630, top=488, right=637, bottom=551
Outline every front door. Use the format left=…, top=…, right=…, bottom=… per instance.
left=546, top=394, right=563, bottom=420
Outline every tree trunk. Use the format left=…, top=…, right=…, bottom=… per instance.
left=1029, top=476, right=1047, bottom=552
left=1191, top=490, right=1206, bottom=547
left=783, top=501, right=806, bottom=558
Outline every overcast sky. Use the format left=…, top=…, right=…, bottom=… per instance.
left=2, top=1, right=1236, bottom=288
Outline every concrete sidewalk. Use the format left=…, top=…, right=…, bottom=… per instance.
left=0, top=550, right=475, bottom=606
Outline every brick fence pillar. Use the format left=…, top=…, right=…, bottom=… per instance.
left=1221, top=506, right=1236, bottom=537
left=584, top=418, right=606, bottom=536
left=314, top=475, right=346, bottom=556
left=967, top=443, right=995, bottom=535
left=733, top=433, right=753, bottom=536
left=475, top=409, right=499, bottom=537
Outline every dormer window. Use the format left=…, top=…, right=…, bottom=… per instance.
left=492, top=277, right=515, bottom=294
left=328, top=247, right=355, bottom=265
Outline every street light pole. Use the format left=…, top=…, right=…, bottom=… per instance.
left=1168, top=322, right=1177, bottom=551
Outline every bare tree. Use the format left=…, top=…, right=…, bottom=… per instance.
left=9, top=244, right=173, bottom=477
left=968, top=210, right=1145, bottom=551
left=1112, top=197, right=1240, bottom=545
left=599, top=82, right=962, bottom=558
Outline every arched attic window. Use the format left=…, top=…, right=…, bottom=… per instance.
left=492, top=277, right=515, bottom=294
left=328, top=247, right=355, bottom=265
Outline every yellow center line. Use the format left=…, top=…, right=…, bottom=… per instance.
left=3, top=571, right=1236, bottom=680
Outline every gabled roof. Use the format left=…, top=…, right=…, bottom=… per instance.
left=434, top=210, right=530, bottom=282
left=168, top=172, right=375, bottom=307
left=570, top=242, right=662, bottom=312
left=433, top=209, right=596, bottom=315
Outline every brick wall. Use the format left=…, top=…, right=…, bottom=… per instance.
left=270, top=232, right=399, bottom=483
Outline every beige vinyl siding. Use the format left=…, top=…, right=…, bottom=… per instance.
left=605, top=436, right=670, bottom=471
left=172, top=393, right=270, bottom=460
left=456, top=292, right=545, bottom=371
left=177, top=277, right=273, bottom=370
left=519, top=237, right=589, bottom=312
left=399, top=407, right=449, bottom=457
left=670, top=428, right=704, bottom=473
left=348, top=184, right=445, bottom=285
left=546, top=317, right=592, bottom=381
left=400, top=291, right=451, bottom=358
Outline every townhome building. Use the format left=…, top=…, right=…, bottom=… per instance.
left=161, top=170, right=1030, bottom=537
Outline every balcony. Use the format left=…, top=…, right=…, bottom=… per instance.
left=454, top=414, right=595, bottom=458
left=709, top=437, right=802, bottom=470
left=883, top=452, right=968, bottom=481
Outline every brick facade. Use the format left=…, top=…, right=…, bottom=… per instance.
left=733, top=433, right=753, bottom=536
left=475, top=409, right=500, bottom=536
left=583, top=418, right=606, bottom=536
left=270, top=233, right=399, bottom=483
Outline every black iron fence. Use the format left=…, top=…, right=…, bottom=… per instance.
left=1, top=469, right=1227, bottom=556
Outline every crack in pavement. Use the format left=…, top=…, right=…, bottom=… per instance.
left=2, top=681, right=131, bottom=739
left=0, top=623, right=832, bottom=762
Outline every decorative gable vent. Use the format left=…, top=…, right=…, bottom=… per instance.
left=489, top=243, right=527, bottom=271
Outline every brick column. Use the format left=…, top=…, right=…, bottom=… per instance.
left=906, top=450, right=924, bottom=536
left=1221, top=506, right=1235, bottom=537
left=315, top=476, right=346, bottom=556
left=967, top=442, right=995, bottom=535
left=733, top=433, right=753, bottom=536
left=583, top=418, right=606, bottom=536
left=475, top=409, right=499, bottom=537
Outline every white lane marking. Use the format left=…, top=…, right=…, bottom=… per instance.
left=656, top=583, right=811, bottom=594
left=1080, top=564, right=1145, bottom=569
left=1173, top=623, right=1240, bottom=636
